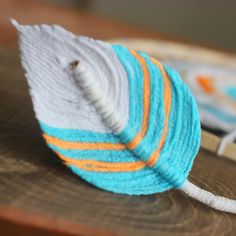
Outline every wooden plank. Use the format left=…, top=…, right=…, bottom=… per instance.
left=0, top=46, right=236, bottom=236
left=201, top=130, right=236, bottom=162
left=0, top=205, right=116, bottom=236
left=0, top=1, right=236, bottom=235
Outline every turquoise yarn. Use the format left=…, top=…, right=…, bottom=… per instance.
left=39, top=45, right=201, bottom=195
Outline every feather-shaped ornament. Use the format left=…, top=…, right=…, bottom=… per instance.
left=12, top=19, right=236, bottom=213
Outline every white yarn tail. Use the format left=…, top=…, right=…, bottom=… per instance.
left=181, top=180, right=236, bottom=214
left=217, top=128, right=236, bottom=156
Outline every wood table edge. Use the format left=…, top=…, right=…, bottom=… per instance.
left=1, top=1, right=236, bottom=235
left=0, top=205, right=118, bottom=236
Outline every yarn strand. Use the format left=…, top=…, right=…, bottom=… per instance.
left=217, top=128, right=236, bottom=156
left=69, top=60, right=124, bottom=134
left=180, top=180, right=236, bottom=214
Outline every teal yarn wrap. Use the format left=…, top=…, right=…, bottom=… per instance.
left=39, top=45, right=201, bottom=195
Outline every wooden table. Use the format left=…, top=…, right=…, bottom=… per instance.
left=0, top=1, right=236, bottom=235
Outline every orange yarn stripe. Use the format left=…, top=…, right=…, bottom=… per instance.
left=127, top=50, right=150, bottom=149
left=197, top=75, right=214, bottom=94
left=146, top=58, right=172, bottom=167
left=57, top=152, right=146, bottom=172
left=43, top=134, right=126, bottom=150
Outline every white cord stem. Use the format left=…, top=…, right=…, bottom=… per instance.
left=69, top=61, right=123, bottom=134
left=181, top=180, right=236, bottom=214
left=217, top=128, right=236, bottom=156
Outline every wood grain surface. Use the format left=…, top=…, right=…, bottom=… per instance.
left=0, top=45, right=236, bottom=236
left=0, top=0, right=236, bottom=235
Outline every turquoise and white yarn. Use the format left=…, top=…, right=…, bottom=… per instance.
left=12, top=19, right=236, bottom=213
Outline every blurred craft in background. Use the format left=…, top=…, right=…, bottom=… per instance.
left=53, top=0, right=236, bottom=52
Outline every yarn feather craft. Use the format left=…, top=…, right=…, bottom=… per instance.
left=12, top=19, right=236, bottom=213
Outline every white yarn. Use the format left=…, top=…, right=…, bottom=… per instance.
left=217, top=128, right=236, bottom=156
left=70, top=61, right=124, bottom=134
left=12, top=19, right=129, bottom=133
left=181, top=180, right=236, bottom=214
